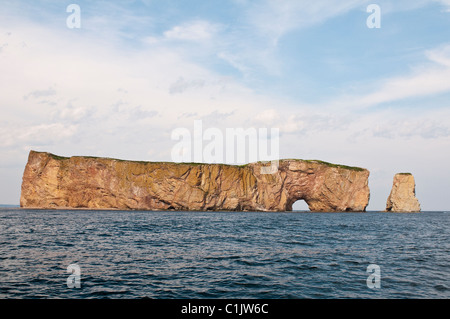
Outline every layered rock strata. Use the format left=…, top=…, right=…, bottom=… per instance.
left=386, top=173, right=421, bottom=212
left=20, top=151, right=370, bottom=212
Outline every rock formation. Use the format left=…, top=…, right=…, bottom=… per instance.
left=386, top=173, right=421, bottom=212
left=20, top=151, right=370, bottom=212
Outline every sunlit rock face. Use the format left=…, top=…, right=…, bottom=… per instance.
left=386, top=173, right=421, bottom=213
left=21, top=151, right=370, bottom=212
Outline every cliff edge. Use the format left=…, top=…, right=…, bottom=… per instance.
left=20, top=151, right=370, bottom=212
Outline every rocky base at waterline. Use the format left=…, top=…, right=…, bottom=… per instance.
left=20, top=151, right=371, bottom=212
left=386, top=173, right=421, bottom=212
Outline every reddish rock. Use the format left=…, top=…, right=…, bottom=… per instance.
left=386, top=173, right=421, bottom=212
left=20, top=151, right=370, bottom=212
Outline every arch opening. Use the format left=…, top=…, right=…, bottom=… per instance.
left=291, top=199, right=310, bottom=212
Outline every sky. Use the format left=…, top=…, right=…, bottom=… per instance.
left=1, top=0, right=450, bottom=210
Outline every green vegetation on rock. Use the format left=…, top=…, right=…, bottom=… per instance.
left=41, top=151, right=364, bottom=171
left=304, top=160, right=365, bottom=171
left=47, top=153, right=69, bottom=161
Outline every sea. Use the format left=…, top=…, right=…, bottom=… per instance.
left=0, top=208, right=448, bottom=299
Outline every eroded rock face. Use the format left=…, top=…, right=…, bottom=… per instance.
left=20, top=151, right=370, bottom=212
left=386, top=173, right=421, bottom=212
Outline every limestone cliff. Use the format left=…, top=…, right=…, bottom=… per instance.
left=386, top=173, right=421, bottom=212
left=20, top=151, right=370, bottom=212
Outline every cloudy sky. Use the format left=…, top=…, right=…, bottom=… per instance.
left=1, top=0, right=450, bottom=210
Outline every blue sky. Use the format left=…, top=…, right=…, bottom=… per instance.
left=1, top=0, right=450, bottom=210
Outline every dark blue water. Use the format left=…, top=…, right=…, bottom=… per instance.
left=0, top=209, right=448, bottom=299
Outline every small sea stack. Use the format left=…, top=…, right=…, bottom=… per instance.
left=386, top=173, right=421, bottom=212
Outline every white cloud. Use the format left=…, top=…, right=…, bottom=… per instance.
left=54, top=101, right=92, bottom=123
left=243, top=0, right=366, bottom=44
left=217, top=52, right=252, bottom=75
left=169, top=77, right=206, bottom=95
left=348, top=109, right=450, bottom=141
left=23, top=87, right=56, bottom=100
left=426, top=45, right=450, bottom=66
left=358, top=68, right=450, bottom=107
left=254, top=109, right=280, bottom=126
left=164, top=20, right=221, bottom=42
left=0, top=123, right=78, bottom=148
left=435, top=0, right=450, bottom=11
left=327, top=44, right=450, bottom=109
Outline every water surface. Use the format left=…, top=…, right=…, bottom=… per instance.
left=0, top=209, right=448, bottom=298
